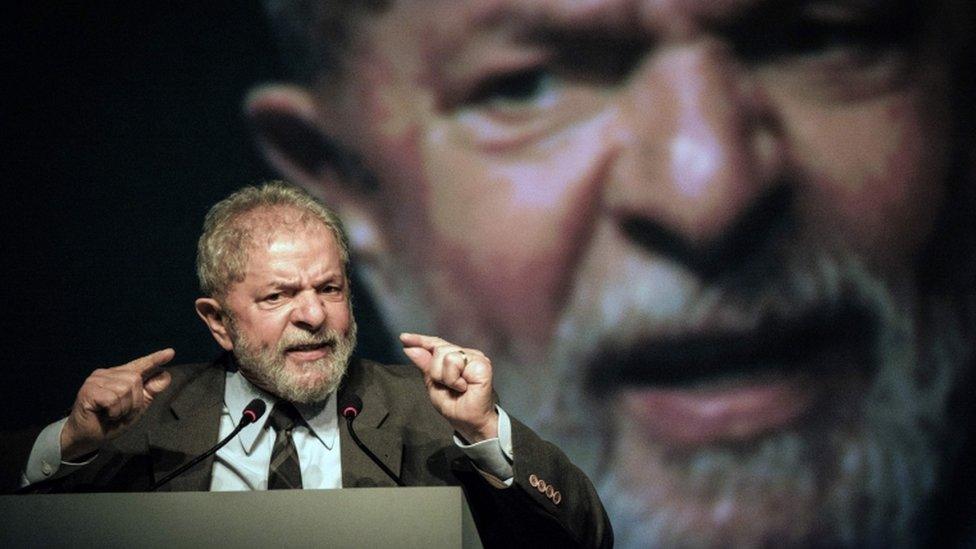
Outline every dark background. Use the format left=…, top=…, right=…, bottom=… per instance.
left=3, top=2, right=975, bottom=541
left=2, top=2, right=383, bottom=430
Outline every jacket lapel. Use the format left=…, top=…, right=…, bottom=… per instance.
left=148, top=364, right=225, bottom=492
left=339, top=359, right=404, bottom=487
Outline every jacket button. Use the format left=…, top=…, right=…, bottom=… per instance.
left=553, top=491, right=562, bottom=505
left=528, top=474, right=539, bottom=487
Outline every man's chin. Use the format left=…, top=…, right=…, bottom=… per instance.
left=276, top=360, right=343, bottom=404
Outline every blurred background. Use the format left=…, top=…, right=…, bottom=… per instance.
left=3, top=2, right=328, bottom=429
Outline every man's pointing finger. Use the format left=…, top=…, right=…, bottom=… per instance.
left=399, top=332, right=448, bottom=352
left=119, top=348, right=176, bottom=379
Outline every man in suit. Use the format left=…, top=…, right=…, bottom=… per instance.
left=20, top=181, right=613, bottom=548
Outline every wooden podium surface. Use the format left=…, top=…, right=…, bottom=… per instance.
left=0, top=486, right=482, bottom=548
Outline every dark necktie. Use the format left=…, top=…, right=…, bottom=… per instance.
left=268, top=401, right=304, bottom=490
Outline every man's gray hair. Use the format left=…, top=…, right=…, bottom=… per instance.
left=196, top=180, right=350, bottom=298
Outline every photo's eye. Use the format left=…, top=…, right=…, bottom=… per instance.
left=466, top=68, right=560, bottom=113
left=446, top=36, right=643, bottom=149
left=737, top=0, right=920, bottom=62
left=731, top=1, right=921, bottom=100
left=263, top=292, right=282, bottom=303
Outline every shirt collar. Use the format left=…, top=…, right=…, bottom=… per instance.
left=223, top=370, right=338, bottom=454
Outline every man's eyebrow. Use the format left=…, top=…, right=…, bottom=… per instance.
left=261, top=271, right=343, bottom=289
left=260, top=280, right=297, bottom=291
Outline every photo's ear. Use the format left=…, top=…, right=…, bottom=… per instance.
left=245, top=83, right=388, bottom=260
left=195, top=298, right=234, bottom=352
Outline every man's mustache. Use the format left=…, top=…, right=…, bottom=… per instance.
left=277, top=330, right=342, bottom=354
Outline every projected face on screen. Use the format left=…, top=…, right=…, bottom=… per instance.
left=250, top=0, right=974, bottom=545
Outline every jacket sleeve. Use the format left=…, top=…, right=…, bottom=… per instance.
left=455, top=415, right=614, bottom=548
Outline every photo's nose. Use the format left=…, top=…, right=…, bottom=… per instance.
left=604, top=42, right=789, bottom=273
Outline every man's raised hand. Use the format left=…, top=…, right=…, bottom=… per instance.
left=399, top=333, right=498, bottom=443
left=60, top=349, right=175, bottom=460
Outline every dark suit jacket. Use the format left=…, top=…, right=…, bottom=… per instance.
left=26, top=354, right=613, bottom=547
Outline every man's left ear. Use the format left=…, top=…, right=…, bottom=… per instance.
left=195, top=298, right=234, bottom=351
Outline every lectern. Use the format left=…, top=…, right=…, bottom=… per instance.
left=0, top=487, right=482, bottom=548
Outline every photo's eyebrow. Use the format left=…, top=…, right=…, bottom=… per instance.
left=426, top=0, right=643, bottom=76
left=460, top=0, right=643, bottom=39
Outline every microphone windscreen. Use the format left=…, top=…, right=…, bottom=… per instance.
left=242, top=398, right=267, bottom=424
left=339, top=394, right=363, bottom=419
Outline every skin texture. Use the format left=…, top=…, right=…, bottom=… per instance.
left=249, top=0, right=972, bottom=544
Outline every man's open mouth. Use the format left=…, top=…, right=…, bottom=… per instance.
left=284, top=340, right=335, bottom=361
left=286, top=342, right=333, bottom=353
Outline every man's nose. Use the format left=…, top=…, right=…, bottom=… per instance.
left=605, top=42, right=788, bottom=275
left=290, top=292, right=327, bottom=331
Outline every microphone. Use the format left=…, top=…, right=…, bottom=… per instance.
left=339, top=394, right=404, bottom=487
left=149, top=398, right=266, bottom=491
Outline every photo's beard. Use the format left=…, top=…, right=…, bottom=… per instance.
left=535, top=249, right=973, bottom=548
left=231, top=320, right=358, bottom=405
left=363, top=220, right=972, bottom=545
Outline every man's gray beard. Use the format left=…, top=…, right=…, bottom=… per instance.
left=232, top=321, right=358, bottom=404
left=524, top=252, right=974, bottom=548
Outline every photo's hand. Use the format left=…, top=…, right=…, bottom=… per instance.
left=399, top=333, right=498, bottom=443
left=60, top=348, right=175, bottom=460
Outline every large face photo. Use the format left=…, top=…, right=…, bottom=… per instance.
left=249, top=0, right=975, bottom=545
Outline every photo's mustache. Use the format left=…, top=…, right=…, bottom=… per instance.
left=560, top=250, right=887, bottom=392
left=586, top=302, right=878, bottom=391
